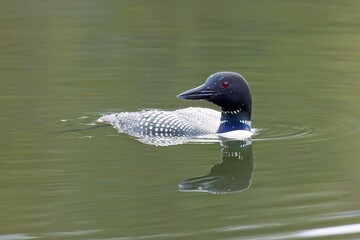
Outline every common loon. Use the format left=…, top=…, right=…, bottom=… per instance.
left=98, top=71, right=253, bottom=145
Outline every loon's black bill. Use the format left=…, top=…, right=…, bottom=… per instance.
left=177, top=84, right=215, bottom=100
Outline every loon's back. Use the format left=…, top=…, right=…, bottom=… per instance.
left=98, top=107, right=220, bottom=139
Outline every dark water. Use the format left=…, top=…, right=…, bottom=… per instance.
left=1, top=1, right=359, bottom=239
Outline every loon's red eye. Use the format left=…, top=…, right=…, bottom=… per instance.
left=221, top=81, right=230, bottom=89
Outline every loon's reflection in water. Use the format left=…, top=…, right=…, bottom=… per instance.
left=179, top=139, right=253, bottom=194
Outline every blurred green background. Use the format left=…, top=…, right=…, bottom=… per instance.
left=0, top=1, right=359, bottom=239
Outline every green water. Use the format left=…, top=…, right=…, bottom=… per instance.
left=1, top=1, right=359, bottom=239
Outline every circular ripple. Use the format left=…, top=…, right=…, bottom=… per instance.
left=253, top=112, right=358, bottom=142
left=68, top=111, right=359, bottom=145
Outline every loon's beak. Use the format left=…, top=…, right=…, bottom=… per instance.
left=177, top=84, right=216, bottom=100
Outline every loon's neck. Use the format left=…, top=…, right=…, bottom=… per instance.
left=216, top=110, right=251, bottom=133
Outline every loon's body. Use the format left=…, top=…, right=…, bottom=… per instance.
left=98, top=72, right=253, bottom=145
left=98, top=107, right=221, bottom=137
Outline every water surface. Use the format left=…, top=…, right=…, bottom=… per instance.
left=0, top=1, right=359, bottom=239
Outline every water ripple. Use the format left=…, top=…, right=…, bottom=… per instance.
left=253, top=112, right=358, bottom=142
left=63, top=110, right=359, bottom=145
left=238, top=223, right=360, bottom=240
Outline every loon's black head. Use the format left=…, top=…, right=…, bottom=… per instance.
left=177, top=72, right=252, bottom=120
